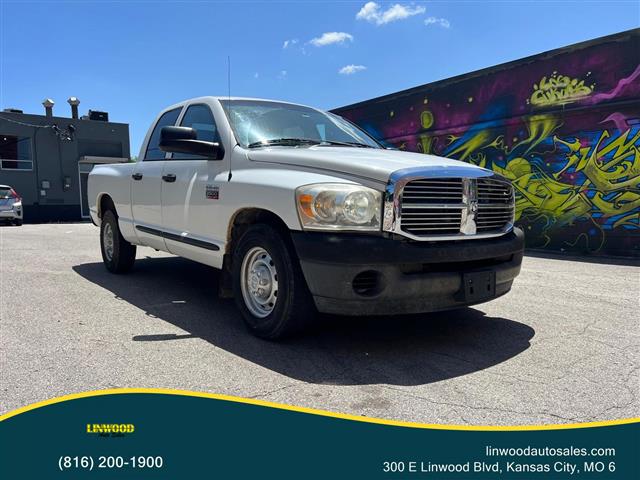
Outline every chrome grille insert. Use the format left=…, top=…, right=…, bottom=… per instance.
left=402, top=179, right=463, bottom=205
left=476, top=178, right=514, bottom=233
left=400, top=178, right=464, bottom=235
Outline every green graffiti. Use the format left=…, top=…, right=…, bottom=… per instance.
left=436, top=116, right=639, bottom=251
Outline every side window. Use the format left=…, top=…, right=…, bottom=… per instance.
left=0, top=135, right=33, bottom=170
left=171, top=104, right=220, bottom=160
left=144, top=108, right=181, bottom=161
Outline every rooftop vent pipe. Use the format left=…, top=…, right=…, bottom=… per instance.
left=42, top=98, right=54, bottom=117
left=67, top=97, right=80, bottom=119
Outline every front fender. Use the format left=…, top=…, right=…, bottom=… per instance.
left=218, top=167, right=373, bottom=232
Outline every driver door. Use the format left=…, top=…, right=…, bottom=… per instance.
left=160, top=103, right=227, bottom=266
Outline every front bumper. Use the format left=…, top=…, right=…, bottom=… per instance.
left=291, top=228, right=524, bottom=316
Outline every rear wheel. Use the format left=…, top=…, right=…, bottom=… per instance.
left=100, top=209, right=136, bottom=273
left=232, top=224, right=315, bottom=339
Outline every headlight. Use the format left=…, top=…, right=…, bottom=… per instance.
left=296, top=184, right=382, bottom=231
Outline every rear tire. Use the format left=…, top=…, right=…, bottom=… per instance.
left=232, top=224, right=316, bottom=339
left=100, top=209, right=136, bottom=273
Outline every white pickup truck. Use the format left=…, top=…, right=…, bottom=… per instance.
left=88, top=97, right=523, bottom=339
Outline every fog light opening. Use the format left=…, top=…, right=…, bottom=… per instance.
left=352, top=270, right=384, bottom=297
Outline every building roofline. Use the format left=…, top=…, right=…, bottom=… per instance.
left=0, top=110, right=128, bottom=127
left=333, top=28, right=639, bottom=112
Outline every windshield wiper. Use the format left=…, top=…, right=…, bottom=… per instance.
left=318, top=140, right=376, bottom=148
left=247, top=138, right=321, bottom=148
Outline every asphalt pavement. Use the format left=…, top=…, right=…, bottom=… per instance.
left=1, top=223, right=638, bottom=425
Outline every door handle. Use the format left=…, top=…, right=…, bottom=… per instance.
left=132, top=173, right=143, bottom=180
left=162, top=174, right=177, bottom=183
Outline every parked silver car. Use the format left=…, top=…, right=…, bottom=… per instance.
left=0, top=185, right=23, bottom=225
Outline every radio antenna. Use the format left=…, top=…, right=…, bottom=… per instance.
left=227, top=55, right=233, bottom=181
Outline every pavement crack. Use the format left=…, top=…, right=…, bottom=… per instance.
left=379, top=385, right=581, bottom=424
left=246, top=383, right=297, bottom=400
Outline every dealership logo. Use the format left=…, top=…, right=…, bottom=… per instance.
left=86, top=423, right=135, bottom=437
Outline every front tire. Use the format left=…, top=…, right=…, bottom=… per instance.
left=13, top=219, right=22, bottom=226
left=232, top=224, right=315, bottom=339
left=100, top=209, right=136, bottom=273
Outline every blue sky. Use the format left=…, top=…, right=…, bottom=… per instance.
left=1, top=0, right=638, bottom=155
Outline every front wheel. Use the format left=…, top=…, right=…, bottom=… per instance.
left=232, top=224, right=316, bottom=339
left=100, top=209, right=136, bottom=273
left=13, top=219, right=22, bottom=226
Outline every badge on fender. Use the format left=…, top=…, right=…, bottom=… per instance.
left=206, top=184, right=219, bottom=200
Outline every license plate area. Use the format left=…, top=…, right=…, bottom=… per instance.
left=460, top=271, right=495, bottom=302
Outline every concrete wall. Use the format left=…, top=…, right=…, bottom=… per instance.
left=0, top=112, right=129, bottom=222
left=334, top=30, right=640, bottom=257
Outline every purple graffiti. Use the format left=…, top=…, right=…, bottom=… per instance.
left=590, top=63, right=640, bottom=104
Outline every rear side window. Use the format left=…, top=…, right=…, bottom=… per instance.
left=170, top=104, right=221, bottom=160
left=1, top=135, right=33, bottom=170
left=144, top=108, right=181, bottom=160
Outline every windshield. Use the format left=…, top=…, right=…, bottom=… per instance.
left=0, top=188, right=13, bottom=199
left=221, top=100, right=381, bottom=149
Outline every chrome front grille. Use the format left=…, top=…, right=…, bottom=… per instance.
left=383, top=168, right=515, bottom=241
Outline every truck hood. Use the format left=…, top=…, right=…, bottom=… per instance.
left=247, top=146, right=488, bottom=183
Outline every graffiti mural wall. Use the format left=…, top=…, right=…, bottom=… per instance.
left=334, top=30, right=640, bottom=256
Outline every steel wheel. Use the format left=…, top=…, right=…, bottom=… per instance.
left=240, top=246, right=279, bottom=318
left=100, top=209, right=136, bottom=273
left=102, top=222, right=114, bottom=261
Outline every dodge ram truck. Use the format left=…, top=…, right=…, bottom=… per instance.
left=88, top=97, right=524, bottom=339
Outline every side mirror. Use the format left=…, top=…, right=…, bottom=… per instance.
left=159, top=126, right=224, bottom=160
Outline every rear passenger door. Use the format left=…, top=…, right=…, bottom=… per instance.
left=131, top=107, right=181, bottom=250
left=160, top=103, right=226, bottom=266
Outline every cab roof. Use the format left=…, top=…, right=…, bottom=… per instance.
left=164, top=96, right=321, bottom=112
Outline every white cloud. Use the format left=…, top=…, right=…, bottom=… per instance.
left=254, top=72, right=259, bottom=79
left=309, top=31, right=354, bottom=47
left=356, top=2, right=426, bottom=26
left=339, top=64, right=367, bottom=75
left=277, top=70, right=287, bottom=80
left=424, top=16, right=450, bottom=28
left=283, top=38, right=298, bottom=49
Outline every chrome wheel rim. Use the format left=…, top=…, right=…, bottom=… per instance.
left=103, top=223, right=114, bottom=261
left=240, top=247, right=278, bottom=318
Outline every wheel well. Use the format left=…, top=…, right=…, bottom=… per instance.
left=226, top=208, right=291, bottom=254
left=98, top=194, right=116, bottom=219
left=219, top=208, right=293, bottom=299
